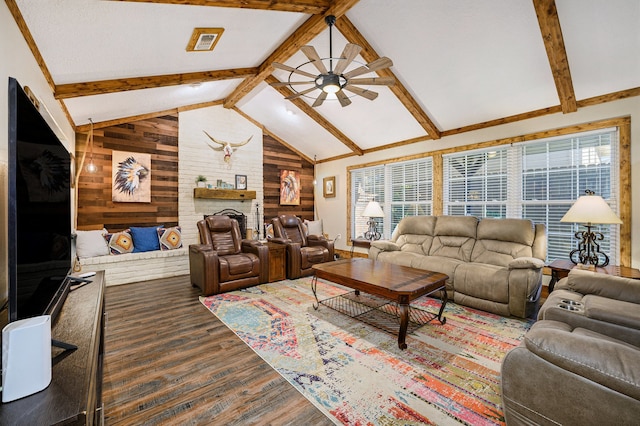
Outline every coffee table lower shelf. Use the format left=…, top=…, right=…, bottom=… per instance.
left=314, top=290, right=446, bottom=342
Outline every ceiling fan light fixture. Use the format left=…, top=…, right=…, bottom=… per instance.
left=320, top=73, right=341, bottom=94
left=270, top=15, right=394, bottom=107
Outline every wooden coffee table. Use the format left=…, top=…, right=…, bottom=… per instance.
left=311, top=258, right=448, bottom=350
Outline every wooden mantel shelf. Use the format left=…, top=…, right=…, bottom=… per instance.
left=194, top=187, right=256, bottom=201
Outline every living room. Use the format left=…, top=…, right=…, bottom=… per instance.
left=1, top=1, right=640, bottom=424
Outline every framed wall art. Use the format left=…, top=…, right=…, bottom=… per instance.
left=112, top=150, right=151, bottom=202
left=235, top=174, right=247, bottom=190
left=323, top=176, right=335, bottom=198
left=279, top=169, right=301, bottom=205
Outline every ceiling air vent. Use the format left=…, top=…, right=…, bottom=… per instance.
left=186, top=28, right=224, bottom=52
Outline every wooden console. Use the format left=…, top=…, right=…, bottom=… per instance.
left=0, top=272, right=106, bottom=425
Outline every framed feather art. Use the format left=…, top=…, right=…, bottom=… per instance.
left=112, top=150, right=151, bottom=202
left=279, top=169, right=301, bottom=206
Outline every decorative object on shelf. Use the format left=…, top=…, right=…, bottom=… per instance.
left=323, top=176, right=335, bottom=198
left=560, top=189, right=622, bottom=267
left=196, top=175, right=207, bottom=188
left=280, top=169, right=301, bottom=205
left=235, top=174, right=247, bottom=190
left=362, top=200, right=385, bottom=241
left=112, top=150, right=151, bottom=203
left=270, top=15, right=395, bottom=107
left=202, top=130, right=252, bottom=163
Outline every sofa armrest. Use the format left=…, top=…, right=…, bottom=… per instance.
left=189, top=244, right=220, bottom=296
left=370, top=240, right=401, bottom=252
left=241, top=240, right=269, bottom=283
left=307, top=235, right=334, bottom=260
left=524, top=320, right=640, bottom=400
left=557, top=269, right=640, bottom=304
left=508, top=256, right=545, bottom=270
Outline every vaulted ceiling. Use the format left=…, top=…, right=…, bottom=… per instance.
left=8, top=0, right=640, bottom=163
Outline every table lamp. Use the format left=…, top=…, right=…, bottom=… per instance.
left=560, top=189, right=622, bottom=267
left=363, top=200, right=384, bottom=240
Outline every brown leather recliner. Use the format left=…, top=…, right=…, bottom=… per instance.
left=189, top=216, right=268, bottom=296
left=271, top=215, right=334, bottom=279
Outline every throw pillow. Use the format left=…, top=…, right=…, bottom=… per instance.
left=104, top=230, right=134, bottom=255
left=304, top=219, right=323, bottom=236
left=130, top=226, right=162, bottom=253
left=157, top=226, right=182, bottom=250
left=75, top=229, right=109, bottom=258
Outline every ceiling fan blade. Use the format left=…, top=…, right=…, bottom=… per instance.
left=347, top=76, right=395, bottom=86
left=269, top=81, right=315, bottom=87
left=336, top=90, right=352, bottom=107
left=300, top=45, right=328, bottom=75
left=284, top=86, right=318, bottom=100
left=344, top=85, right=378, bottom=101
left=272, top=62, right=318, bottom=79
left=312, top=92, right=328, bottom=107
left=343, top=57, right=393, bottom=79
left=333, top=43, right=362, bottom=75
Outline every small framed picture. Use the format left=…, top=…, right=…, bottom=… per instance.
left=235, top=174, right=247, bottom=190
left=323, top=176, right=336, bottom=198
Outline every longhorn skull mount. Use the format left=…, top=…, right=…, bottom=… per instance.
left=203, top=130, right=253, bottom=163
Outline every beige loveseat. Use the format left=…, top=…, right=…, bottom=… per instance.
left=368, top=215, right=546, bottom=318
left=501, top=270, right=640, bottom=424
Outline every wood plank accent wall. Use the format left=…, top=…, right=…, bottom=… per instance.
left=263, top=134, right=315, bottom=223
left=75, top=115, right=179, bottom=231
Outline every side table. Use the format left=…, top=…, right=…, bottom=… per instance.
left=547, top=259, right=640, bottom=292
left=267, top=241, right=286, bottom=282
left=350, top=238, right=371, bottom=258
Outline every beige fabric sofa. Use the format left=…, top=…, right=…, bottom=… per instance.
left=368, top=215, right=546, bottom=318
left=501, top=270, right=640, bottom=424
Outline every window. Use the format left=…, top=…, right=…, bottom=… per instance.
left=443, top=128, right=619, bottom=263
left=351, top=158, right=433, bottom=239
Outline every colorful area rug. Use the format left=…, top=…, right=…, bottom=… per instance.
left=200, top=278, right=533, bottom=425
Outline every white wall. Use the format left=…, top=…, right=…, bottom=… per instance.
left=1, top=3, right=76, bottom=296
left=178, top=105, right=263, bottom=246
left=316, top=97, right=640, bottom=268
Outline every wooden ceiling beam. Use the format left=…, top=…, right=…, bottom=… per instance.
left=110, top=0, right=332, bottom=14
left=54, top=68, right=258, bottom=99
left=533, top=0, right=577, bottom=114
left=335, top=16, right=442, bottom=140
left=265, top=75, right=364, bottom=156
left=223, top=0, right=361, bottom=108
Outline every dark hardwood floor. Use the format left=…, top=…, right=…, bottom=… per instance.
left=103, top=275, right=334, bottom=425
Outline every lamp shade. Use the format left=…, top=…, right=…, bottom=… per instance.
left=362, top=201, right=384, bottom=218
left=560, top=194, right=622, bottom=225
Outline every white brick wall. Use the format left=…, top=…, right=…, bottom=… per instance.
left=178, top=106, right=264, bottom=245
left=80, top=248, right=189, bottom=285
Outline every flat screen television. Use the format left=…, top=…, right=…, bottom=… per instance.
left=5, top=77, right=72, bottom=324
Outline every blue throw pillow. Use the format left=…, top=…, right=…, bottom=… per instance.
left=130, top=226, right=161, bottom=253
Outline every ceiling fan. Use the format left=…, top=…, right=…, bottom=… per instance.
left=270, top=15, right=395, bottom=107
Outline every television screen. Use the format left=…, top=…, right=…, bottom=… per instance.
left=7, top=77, right=72, bottom=323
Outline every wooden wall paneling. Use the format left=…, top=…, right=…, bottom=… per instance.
left=262, top=134, right=314, bottom=225
left=76, top=115, right=179, bottom=231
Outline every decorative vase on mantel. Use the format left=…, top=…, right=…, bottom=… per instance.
left=196, top=175, right=207, bottom=188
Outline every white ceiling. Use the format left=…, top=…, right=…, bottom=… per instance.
left=13, top=0, right=640, bottom=162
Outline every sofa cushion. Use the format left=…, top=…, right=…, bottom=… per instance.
left=454, top=263, right=509, bottom=303
left=377, top=251, right=423, bottom=268
left=158, top=226, right=183, bottom=250
left=410, top=255, right=464, bottom=290
left=428, top=216, right=478, bottom=262
left=75, top=229, right=109, bottom=258
left=105, top=230, right=134, bottom=255
left=525, top=321, right=640, bottom=401
left=471, top=218, right=536, bottom=267
left=130, top=225, right=162, bottom=253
